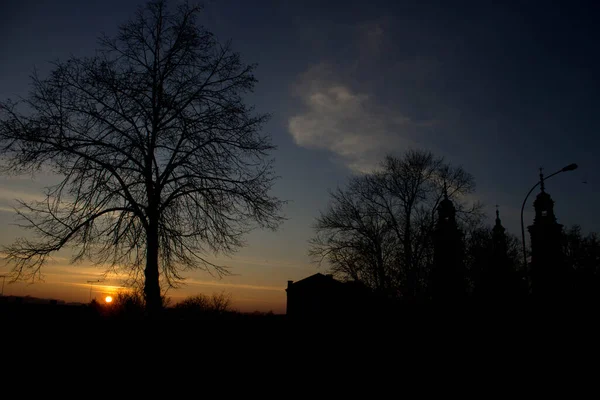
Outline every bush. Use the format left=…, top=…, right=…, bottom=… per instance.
left=174, top=292, right=233, bottom=318
left=108, top=290, right=146, bottom=319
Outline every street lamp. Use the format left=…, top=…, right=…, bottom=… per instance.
left=520, top=163, right=578, bottom=276
left=86, top=279, right=104, bottom=301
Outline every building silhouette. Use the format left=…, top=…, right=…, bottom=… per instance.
left=286, top=174, right=593, bottom=316
left=286, top=273, right=373, bottom=318
left=527, top=170, right=570, bottom=302
left=479, top=207, right=522, bottom=303
left=430, top=184, right=466, bottom=303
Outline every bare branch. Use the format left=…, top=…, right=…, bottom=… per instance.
left=0, top=0, right=283, bottom=311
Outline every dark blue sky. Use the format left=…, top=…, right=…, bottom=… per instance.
left=1, top=0, right=599, bottom=309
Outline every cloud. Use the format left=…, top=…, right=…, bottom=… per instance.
left=0, top=205, right=16, bottom=213
left=355, top=18, right=388, bottom=61
left=288, top=64, right=432, bottom=173
left=185, top=278, right=283, bottom=292
left=286, top=13, right=465, bottom=173
left=0, top=187, right=45, bottom=204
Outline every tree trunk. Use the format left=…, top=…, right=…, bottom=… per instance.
left=375, top=241, right=386, bottom=295
left=403, top=204, right=418, bottom=300
left=144, top=219, right=162, bottom=316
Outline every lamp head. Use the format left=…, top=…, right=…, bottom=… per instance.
left=562, top=163, right=578, bottom=172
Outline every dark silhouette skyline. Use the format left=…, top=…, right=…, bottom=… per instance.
left=0, top=1, right=284, bottom=317
left=292, top=157, right=600, bottom=318
left=1, top=0, right=599, bottom=315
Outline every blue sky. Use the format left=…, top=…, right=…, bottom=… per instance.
left=1, top=0, right=599, bottom=312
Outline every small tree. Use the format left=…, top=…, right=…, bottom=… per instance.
left=0, top=1, right=283, bottom=315
left=106, top=290, right=146, bottom=319
left=562, top=225, right=600, bottom=302
left=174, top=292, right=233, bottom=317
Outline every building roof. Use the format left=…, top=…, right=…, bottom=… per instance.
left=286, top=273, right=343, bottom=291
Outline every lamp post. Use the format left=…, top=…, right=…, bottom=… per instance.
left=86, top=279, right=103, bottom=302
left=520, top=163, right=578, bottom=276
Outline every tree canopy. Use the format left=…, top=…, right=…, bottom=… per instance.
left=310, top=149, right=482, bottom=301
left=0, top=0, right=283, bottom=313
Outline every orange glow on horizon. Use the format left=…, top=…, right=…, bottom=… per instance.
left=0, top=274, right=288, bottom=314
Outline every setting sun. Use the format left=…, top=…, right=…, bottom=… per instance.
left=105, top=296, right=113, bottom=304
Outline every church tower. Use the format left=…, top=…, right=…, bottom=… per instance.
left=484, top=206, right=520, bottom=302
left=430, top=184, right=466, bottom=303
left=492, top=207, right=508, bottom=259
left=527, top=169, right=567, bottom=301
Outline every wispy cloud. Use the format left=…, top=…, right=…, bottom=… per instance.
left=0, top=205, right=16, bottom=213
left=62, top=282, right=129, bottom=291
left=287, top=14, right=450, bottom=173
left=355, top=18, right=387, bottom=61
left=0, top=187, right=45, bottom=204
left=288, top=64, right=433, bottom=173
left=185, top=278, right=283, bottom=292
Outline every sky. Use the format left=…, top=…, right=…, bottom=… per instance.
left=1, top=0, right=599, bottom=313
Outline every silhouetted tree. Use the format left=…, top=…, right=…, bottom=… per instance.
left=0, top=1, right=283, bottom=315
left=374, top=151, right=481, bottom=300
left=174, top=291, right=233, bottom=318
left=310, top=150, right=481, bottom=302
left=106, top=290, right=145, bottom=319
left=308, top=176, right=397, bottom=295
left=562, top=225, right=600, bottom=303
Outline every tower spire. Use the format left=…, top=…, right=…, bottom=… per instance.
left=432, top=179, right=464, bottom=302
left=528, top=168, right=566, bottom=300
left=493, top=205, right=505, bottom=236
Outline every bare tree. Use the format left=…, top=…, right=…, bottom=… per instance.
left=310, top=150, right=481, bottom=301
left=373, top=151, right=482, bottom=298
left=309, top=176, right=397, bottom=295
left=174, top=291, right=233, bottom=315
left=562, top=225, right=600, bottom=301
left=0, top=0, right=283, bottom=314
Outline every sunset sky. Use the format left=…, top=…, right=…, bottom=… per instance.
left=1, top=0, right=599, bottom=313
